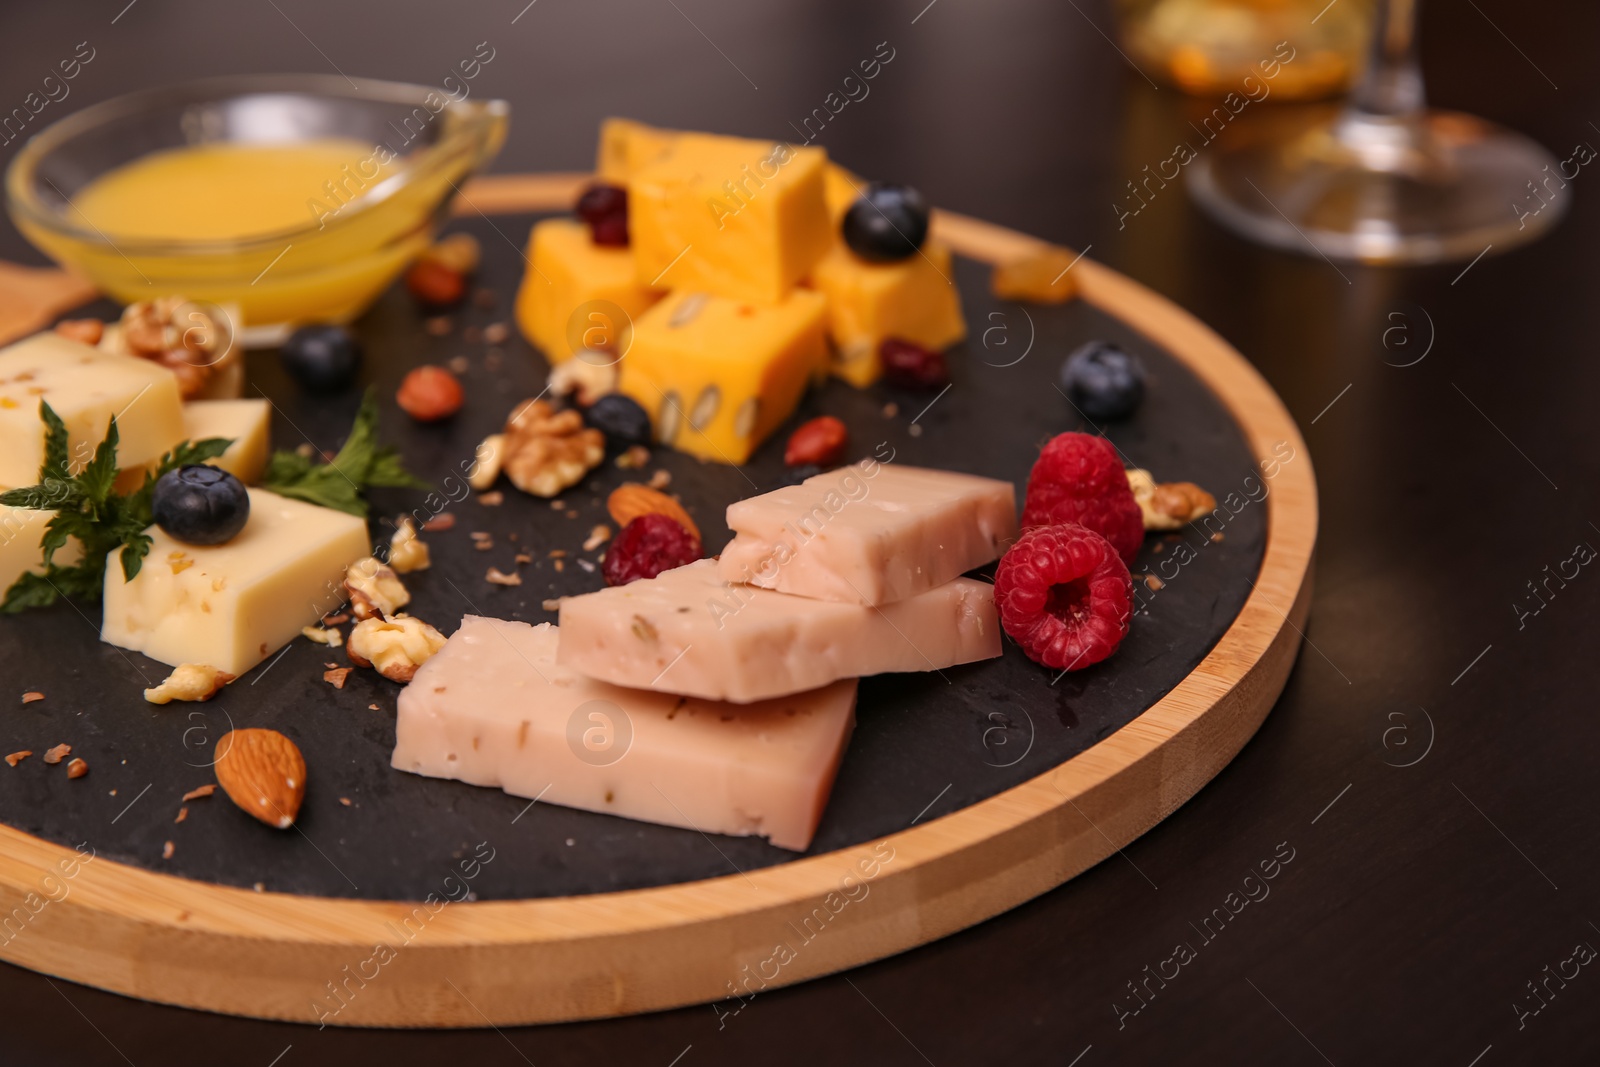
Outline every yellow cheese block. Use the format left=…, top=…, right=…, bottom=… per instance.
left=822, top=163, right=862, bottom=222
left=808, top=238, right=967, bottom=387
left=101, top=488, right=369, bottom=675
left=629, top=133, right=832, bottom=305
left=515, top=219, right=663, bottom=363
left=596, top=118, right=680, bottom=182
left=617, top=289, right=828, bottom=465
left=0, top=505, right=82, bottom=597
left=0, top=333, right=184, bottom=489
left=180, top=399, right=272, bottom=484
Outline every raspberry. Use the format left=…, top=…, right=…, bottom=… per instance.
left=1020, top=432, right=1144, bottom=564
left=995, top=524, right=1132, bottom=671
left=879, top=337, right=949, bottom=389
left=602, top=513, right=702, bottom=586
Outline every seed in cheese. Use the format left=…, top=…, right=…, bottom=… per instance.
left=719, top=462, right=1016, bottom=605
left=558, top=559, right=999, bottom=703
left=808, top=238, right=967, bottom=387
left=393, top=616, right=857, bottom=851
left=617, top=288, right=828, bottom=465
left=514, top=219, right=663, bottom=363
left=629, top=133, right=832, bottom=304
left=101, top=488, right=369, bottom=675
left=0, top=333, right=184, bottom=489
left=0, top=505, right=82, bottom=596
left=178, top=399, right=271, bottom=484
left=595, top=117, right=680, bottom=183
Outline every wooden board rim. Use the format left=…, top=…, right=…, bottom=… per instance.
left=0, top=172, right=1317, bottom=1027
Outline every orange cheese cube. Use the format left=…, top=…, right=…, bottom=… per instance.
left=595, top=118, right=680, bottom=182
left=514, top=219, right=662, bottom=363
left=617, top=288, right=828, bottom=465
left=629, top=133, right=832, bottom=304
left=808, top=238, right=966, bottom=387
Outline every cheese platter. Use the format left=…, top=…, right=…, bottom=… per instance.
left=0, top=109, right=1314, bottom=1027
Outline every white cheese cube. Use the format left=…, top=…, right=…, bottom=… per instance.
left=101, top=488, right=369, bottom=675
left=0, top=504, right=81, bottom=595
left=180, top=399, right=271, bottom=484
left=0, top=333, right=184, bottom=488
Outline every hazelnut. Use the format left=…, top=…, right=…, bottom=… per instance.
left=784, top=416, right=848, bottom=468
left=347, top=615, right=447, bottom=683
left=397, top=365, right=464, bottom=422
left=406, top=258, right=466, bottom=308
left=54, top=319, right=104, bottom=345
left=387, top=517, right=431, bottom=574
left=345, top=557, right=410, bottom=620
left=144, top=663, right=236, bottom=704
left=421, top=232, right=481, bottom=276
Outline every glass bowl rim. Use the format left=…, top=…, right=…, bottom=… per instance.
left=4, top=73, right=509, bottom=258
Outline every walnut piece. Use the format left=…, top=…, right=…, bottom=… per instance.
left=346, top=615, right=447, bottom=683
left=469, top=434, right=506, bottom=490
left=107, top=297, right=237, bottom=400
left=301, top=625, right=343, bottom=647
left=345, top=557, right=410, bottom=620
left=1126, top=469, right=1217, bottom=531
left=501, top=399, right=605, bottom=498
left=547, top=353, right=619, bottom=407
left=388, top=517, right=431, bottom=574
left=144, top=663, right=236, bottom=704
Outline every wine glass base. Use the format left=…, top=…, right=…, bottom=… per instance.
left=1189, top=107, right=1569, bottom=265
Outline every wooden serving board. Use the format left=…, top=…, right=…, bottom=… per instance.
left=0, top=174, right=1315, bottom=1027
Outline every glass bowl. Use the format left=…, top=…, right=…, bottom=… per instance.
left=6, top=74, right=508, bottom=344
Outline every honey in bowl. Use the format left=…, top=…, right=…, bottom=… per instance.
left=74, top=140, right=400, bottom=241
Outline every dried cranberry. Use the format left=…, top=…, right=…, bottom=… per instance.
left=602, top=513, right=702, bottom=586
left=576, top=182, right=629, bottom=247
left=880, top=337, right=949, bottom=389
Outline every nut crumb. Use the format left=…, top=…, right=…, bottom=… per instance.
left=324, top=667, right=354, bottom=689
left=254, top=882, right=265, bottom=892
left=478, top=491, right=505, bottom=506
left=21, top=691, right=43, bottom=704
left=1210, top=532, right=1225, bottom=542
left=422, top=513, right=456, bottom=532
left=43, top=744, right=71, bottom=765
left=1144, top=574, right=1165, bottom=591
left=583, top=524, right=612, bottom=551
left=550, top=499, right=565, bottom=510
left=909, top=424, right=924, bottom=438
left=175, top=806, right=188, bottom=824
left=182, top=784, right=216, bottom=801
left=484, top=322, right=510, bottom=345
left=340, top=796, right=353, bottom=807
left=474, top=288, right=497, bottom=310
left=66, top=757, right=88, bottom=779
left=542, top=598, right=563, bottom=612
left=302, top=625, right=343, bottom=647
left=425, top=316, right=452, bottom=336
left=321, top=612, right=350, bottom=626
left=553, top=559, right=565, bottom=572
left=615, top=444, right=651, bottom=469
left=883, top=402, right=899, bottom=418
left=514, top=552, right=533, bottom=565
left=548, top=549, right=567, bottom=558
left=5, top=751, right=31, bottom=767
left=486, top=567, right=522, bottom=586
left=388, top=517, right=431, bottom=574
left=162, top=840, right=174, bottom=859
left=368, top=703, right=381, bottom=711
left=647, top=469, right=672, bottom=490
left=447, top=354, right=471, bottom=375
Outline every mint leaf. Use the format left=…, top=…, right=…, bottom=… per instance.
left=79, top=419, right=121, bottom=508
left=39, top=401, right=70, bottom=482
left=1, top=571, right=60, bottom=613
left=260, top=386, right=425, bottom=515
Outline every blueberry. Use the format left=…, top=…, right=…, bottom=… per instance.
left=842, top=183, right=930, bottom=263
left=1059, top=342, right=1145, bottom=422
left=584, top=393, right=652, bottom=445
left=151, top=465, right=250, bottom=546
left=280, top=325, right=362, bottom=392
left=783, top=463, right=823, bottom=487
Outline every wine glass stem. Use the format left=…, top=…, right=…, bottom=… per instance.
left=1349, top=0, right=1425, bottom=119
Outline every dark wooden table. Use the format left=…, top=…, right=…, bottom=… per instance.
left=2, top=1, right=1595, bottom=1063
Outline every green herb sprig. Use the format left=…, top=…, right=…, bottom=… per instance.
left=1, top=403, right=232, bottom=614
left=259, top=387, right=427, bottom=516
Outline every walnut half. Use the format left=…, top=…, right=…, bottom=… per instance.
left=501, top=399, right=605, bottom=498
left=347, top=615, right=447, bottom=683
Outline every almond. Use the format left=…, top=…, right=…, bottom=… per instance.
left=213, top=728, right=306, bottom=830
left=608, top=484, right=700, bottom=542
